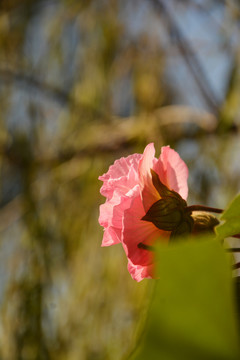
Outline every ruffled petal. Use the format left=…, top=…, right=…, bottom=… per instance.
left=100, top=224, right=121, bottom=247
left=98, top=192, right=120, bottom=228
left=122, top=189, right=169, bottom=266
left=127, top=259, right=153, bottom=282
left=99, top=192, right=124, bottom=246
left=138, top=143, right=160, bottom=212
left=99, top=186, right=141, bottom=246
left=99, top=153, right=142, bottom=200
left=99, top=153, right=141, bottom=181
left=99, top=166, right=139, bottom=201
left=101, top=227, right=121, bottom=247
left=153, top=146, right=189, bottom=200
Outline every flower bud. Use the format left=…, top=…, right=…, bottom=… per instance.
left=142, top=169, right=193, bottom=236
left=191, top=211, right=219, bottom=234
left=142, top=197, right=184, bottom=231
left=142, top=170, right=220, bottom=240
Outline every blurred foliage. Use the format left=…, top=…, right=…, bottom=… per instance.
left=0, top=0, right=240, bottom=359
left=220, top=49, right=240, bottom=131
left=133, top=237, right=240, bottom=360
left=216, top=193, right=240, bottom=241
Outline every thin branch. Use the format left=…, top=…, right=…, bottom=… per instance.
left=233, top=234, right=240, bottom=240
left=0, top=195, right=22, bottom=233
left=0, top=156, right=89, bottom=233
left=227, top=248, right=240, bottom=252
left=186, top=205, right=223, bottom=214
left=190, top=0, right=229, bottom=32
left=0, top=68, right=71, bottom=106
left=0, top=68, right=112, bottom=122
left=150, top=0, right=220, bottom=114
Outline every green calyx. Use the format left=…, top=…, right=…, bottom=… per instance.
left=141, top=170, right=221, bottom=241
left=142, top=170, right=220, bottom=240
left=142, top=169, right=193, bottom=239
left=142, top=197, right=186, bottom=231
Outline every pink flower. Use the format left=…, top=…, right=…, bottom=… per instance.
left=98, top=143, right=189, bottom=281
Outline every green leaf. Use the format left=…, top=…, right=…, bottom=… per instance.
left=132, top=238, right=240, bottom=360
left=216, top=193, right=240, bottom=240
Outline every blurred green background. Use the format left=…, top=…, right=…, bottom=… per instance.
left=0, top=0, right=240, bottom=359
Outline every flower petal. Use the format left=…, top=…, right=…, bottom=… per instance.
left=99, top=153, right=142, bottom=200
left=122, top=189, right=168, bottom=266
left=138, top=143, right=160, bottom=212
left=101, top=227, right=121, bottom=247
left=100, top=166, right=139, bottom=201
left=99, top=143, right=189, bottom=281
left=127, top=259, right=153, bottom=282
left=154, top=146, right=189, bottom=200
left=99, top=185, right=141, bottom=246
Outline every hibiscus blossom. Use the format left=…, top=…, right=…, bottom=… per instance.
left=98, top=143, right=189, bottom=281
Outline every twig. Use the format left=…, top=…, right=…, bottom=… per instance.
left=186, top=205, right=223, bottom=214
left=227, top=248, right=240, bottom=252
left=150, top=0, right=220, bottom=114
left=0, top=68, right=70, bottom=106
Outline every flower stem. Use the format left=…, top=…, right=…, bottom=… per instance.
left=227, top=248, right=240, bottom=252
left=186, top=205, right=223, bottom=214
left=233, top=234, right=240, bottom=240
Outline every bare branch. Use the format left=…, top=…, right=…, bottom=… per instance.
left=0, top=68, right=70, bottom=106
left=150, top=0, right=220, bottom=115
